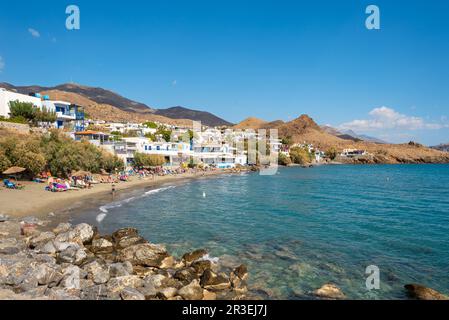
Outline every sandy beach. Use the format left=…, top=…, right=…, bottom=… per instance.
left=0, top=170, right=233, bottom=218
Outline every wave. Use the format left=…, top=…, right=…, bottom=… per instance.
left=99, top=186, right=176, bottom=213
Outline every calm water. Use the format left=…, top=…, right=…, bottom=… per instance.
left=68, top=165, right=449, bottom=299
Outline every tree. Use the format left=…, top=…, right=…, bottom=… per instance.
left=289, top=146, right=312, bottom=165
left=34, top=107, right=57, bottom=124
left=156, top=126, right=172, bottom=142
left=0, top=149, right=11, bottom=173
left=281, top=136, right=294, bottom=146
left=9, top=100, right=36, bottom=122
left=278, top=153, right=292, bottom=166
left=143, top=121, right=158, bottom=129
left=133, top=152, right=165, bottom=167
left=325, top=147, right=338, bottom=160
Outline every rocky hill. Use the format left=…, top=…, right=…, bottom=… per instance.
left=235, top=114, right=449, bottom=164
left=431, top=143, right=449, bottom=152
left=0, top=83, right=231, bottom=127
left=155, top=106, right=232, bottom=127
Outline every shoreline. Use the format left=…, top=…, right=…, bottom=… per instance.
left=0, top=169, right=240, bottom=218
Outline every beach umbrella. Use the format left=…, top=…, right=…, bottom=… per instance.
left=2, top=166, right=26, bottom=175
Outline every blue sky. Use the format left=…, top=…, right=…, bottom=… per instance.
left=0, top=0, right=448, bottom=145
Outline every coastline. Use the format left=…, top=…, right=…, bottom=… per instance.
left=0, top=169, right=238, bottom=218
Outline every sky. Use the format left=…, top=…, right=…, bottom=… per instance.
left=0, top=0, right=448, bottom=145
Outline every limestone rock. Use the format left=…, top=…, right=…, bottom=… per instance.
left=29, top=232, right=55, bottom=248
left=53, top=223, right=72, bottom=235
left=107, top=275, right=144, bottom=293
left=84, top=261, right=110, bottom=284
left=90, top=238, right=114, bottom=254
left=178, top=279, right=204, bottom=300
left=120, top=287, right=145, bottom=300
left=200, top=269, right=231, bottom=291
left=313, top=283, right=345, bottom=299
left=117, top=243, right=168, bottom=267
left=405, top=284, right=449, bottom=300
left=182, top=249, right=207, bottom=264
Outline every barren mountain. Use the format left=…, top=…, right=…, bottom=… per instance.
left=1, top=83, right=231, bottom=126
left=40, top=90, right=193, bottom=126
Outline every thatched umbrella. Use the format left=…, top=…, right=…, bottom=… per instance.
left=2, top=166, right=26, bottom=181
left=2, top=166, right=26, bottom=175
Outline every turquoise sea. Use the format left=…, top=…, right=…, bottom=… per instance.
left=68, top=165, right=449, bottom=299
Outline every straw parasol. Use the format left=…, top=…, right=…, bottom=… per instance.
left=2, top=166, right=26, bottom=175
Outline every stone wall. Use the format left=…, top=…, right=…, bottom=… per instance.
left=0, top=121, right=30, bottom=133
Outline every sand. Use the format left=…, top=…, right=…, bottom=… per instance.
left=0, top=170, right=232, bottom=218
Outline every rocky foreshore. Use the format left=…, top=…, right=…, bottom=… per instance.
left=0, top=215, right=250, bottom=300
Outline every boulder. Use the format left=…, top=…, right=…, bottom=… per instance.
left=144, top=274, right=166, bottom=289
left=138, top=284, right=158, bottom=299
left=174, top=267, right=198, bottom=284
left=202, top=289, right=217, bottom=300
left=109, top=262, right=132, bottom=278
left=20, top=223, right=39, bottom=237
left=29, top=232, right=55, bottom=248
left=53, top=223, right=72, bottom=235
left=178, top=279, right=204, bottom=300
left=230, top=264, right=248, bottom=293
left=80, top=284, right=108, bottom=300
left=55, top=223, right=94, bottom=245
left=191, top=260, right=212, bottom=274
left=405, top=284, right=449, bottom=300
left=200, top=269, right=231, bottom=291
left=120, top=287, right=145, bottom=300
left=0, top=238, right=23, bottom=255
left=0, top=214, right=9, bottom=223
left=157, top=287, right=178, bottom=299
left=112, top=228, right=139, bottom=242
left=313, top=283, right=345, bottom=299
left=116, top=235, right=147, bottom=249
left=84, top=261, right=110, bottom=284
left=59, top=265, right=82, bottom=289
left=107, top=275, right=144, bottom=293
left=57, top=244, right=80, bottom=264
left=33, top=263, right=63, bottom=286
left=117, top=243, right=168, bottom=267
left=90, top=238, right=114, bottom=254
left=182, top=249, right=207, bottom=264
left=38, top=241, right=57, bottom=255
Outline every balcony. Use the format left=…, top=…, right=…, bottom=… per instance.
left=56, top=111, right=76, bottom=120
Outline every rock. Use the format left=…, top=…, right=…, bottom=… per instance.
left=112, top=228, right=139, bottom=242
left=174, top=267, right=199, bottom=285
left=191, top=260, right=212, bottom=274
left=47, top=288, right=80, bottom=300
left=107, top=276, right=144, bottom=293
left=84, top=261, right=110, bottom=284
left=116, top=235, right=147, bottom=249
left=90, top=238, right=114, bottom=254
left=60, top=265, right=82, bottom=289
left=57, top=244, right=80, bottom=264
left=182, top=249, right=207, bottom=264
left=53, top=223, right=72, bottom=235
left=20, top=223, right=39, bottom=237
left=144, top=274, right=166, bottom=288
left=157, top=287, right=178, bottom=299
left=230, top=264, right=248, bottom=293
left=120, top=287, right=145, bottom=300
left=138, top=284, right=158, bottom=299
left=80, top=284, right=109, bottom=300
left=405, top=284, right=449, bottom=300
left=38, top=241, right=57, bottom=255
left=159, top=255, right=175, bottom=269
left=117, top=243, right=168, bottom=267
left=313, top=283, right=345, bottom=299
left=29, top=232, right=55, bottom=248
left=200, top=269, right=231, bottom=291
left=55, top=223, right=93, bottom=245
left=0, top=238, right=23, bottom=255
left=109, top=262, right=131, bottom=278
left=0, top=214, right=9, bottom=223
left=202, top=289, right=217, bottom=300
left=178, top=279, right=204, bottom=300
left=74, top=248, right=88, bottom=265
left=20, top=216, right=45, bottom=226
left=34, top=263, right=63, bottom=286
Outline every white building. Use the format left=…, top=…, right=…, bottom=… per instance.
left=0, top=88, right=42, bottom=118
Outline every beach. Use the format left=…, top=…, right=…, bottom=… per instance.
left=0, top=169, right=233, bottom=218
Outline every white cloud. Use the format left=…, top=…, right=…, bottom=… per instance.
left=339, top=106, right=446, bottom=131
left=0, top=56, right=4, bottom=72
left=28, top=28, right=40, bottom=38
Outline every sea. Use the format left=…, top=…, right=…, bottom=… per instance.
left=66, top=164, right=449, bottom=299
